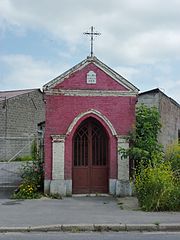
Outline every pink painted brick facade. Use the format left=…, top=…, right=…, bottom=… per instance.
left=43, top=57, right=138, bottom=195
left=54, top=63, right=128, bottom=91
left=45, top=95, right=136, bottom=179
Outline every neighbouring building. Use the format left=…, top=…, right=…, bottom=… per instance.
left=138, top=88, right=180, bottom=149
left=0, top=89, right=45, bottom=161
left=43, top=56, right=139, bottom=196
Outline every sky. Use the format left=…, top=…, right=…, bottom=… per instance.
left=0, top=0, right=180, bottom=103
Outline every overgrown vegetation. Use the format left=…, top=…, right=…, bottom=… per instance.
left=165, top=143, right=180, bottom=180
left=120, top=104, right=163, bottom=167
left=121, top=104, right=180, bottom=211
left=13, top=139, right=44, bottom=199
left=13, top=155, right=32, bottom=162
left=135, top=161, right=180, bottom=211
left=13, top=139, right=39, bottom=162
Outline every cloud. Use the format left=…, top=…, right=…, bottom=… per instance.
left=1, top=0, right=180, bottom=62
left=154, top=64, right=180, bottom=103
left=0, top=54, right=66, bottom=90
left=0, top=0, right=180, bottom=103
left=114, top=66, right=140, bottom=82
left=167, top=84, right=180, bottom=104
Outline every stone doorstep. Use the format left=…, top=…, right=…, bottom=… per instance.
left=0, top=223, right=180, bottom=233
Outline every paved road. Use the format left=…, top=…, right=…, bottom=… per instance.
left=0, top=196, right=180, bottom=227
left=0, top=232, right=180, bottom=240
left=0, top=188, right=15, bottom=199
left=0, top=197, right=180, bottom=227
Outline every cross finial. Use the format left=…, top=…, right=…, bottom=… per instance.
left=83, top=26, right=101, bottom=57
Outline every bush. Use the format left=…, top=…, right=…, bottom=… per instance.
left=120, top=104, right=163, bottom=171
left=21, top=159, right=44, bottom=188
left=13, top=159, right=44, bottom=199
left=167, top=186, right=180, bottom=211
left=165, top=143, right=180, bottom=179
left=135, top=162, right=180, bottom=211
left=13, top=182, right=41, bottom=199
left=31, top=139, right=38, bottom=161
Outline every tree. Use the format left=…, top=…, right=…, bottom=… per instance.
left=120, top=104, right=163, bottom=169
left=122, top=104, right=180, bottom=211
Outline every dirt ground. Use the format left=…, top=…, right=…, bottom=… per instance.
left=117, top=197, right=140, bottom=210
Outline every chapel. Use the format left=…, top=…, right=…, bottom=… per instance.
left=43, top=55, right=139, bottom=196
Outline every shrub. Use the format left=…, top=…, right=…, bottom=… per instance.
left=165, top=143, right=180, bottom=179
left=13, top=155, right=44, bottom=199
left=20, top=159, right=44, bottom=189
left=121, top=104, right=180, bottom=211
left=120, top=104, right=163, bottom=170
left=135, top=162, right=180, bottom=211
left=31, top=139, right=38, bottom=160
left=13, top=182, right=41, bottom=199
left=167, top=186, right=180, bottom=211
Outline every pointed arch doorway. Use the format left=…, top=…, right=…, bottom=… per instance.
left=72, top=117, right=109, bottom=194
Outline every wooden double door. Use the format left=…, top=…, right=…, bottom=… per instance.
left=72, top=117, right=109, bottom=194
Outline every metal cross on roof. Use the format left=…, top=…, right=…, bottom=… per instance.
left=84, top=26, right=101, bottom=57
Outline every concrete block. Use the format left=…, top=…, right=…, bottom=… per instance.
left=61, top=224, right=94, bottom=232
left=126, top=224, right=158, bottom=232
left=50, top=180, right=66, bottom=196
left=44, top=180, right=51, bottom=194
left=109, top=179, right=116, bottom=195
left=49, top=179, right=72, bottom=196
left=116, top=180, right=132, bottom=196
left=159, top=223, right=180, bottom=232
left=94, top=224, right=126, bottom=232
left=30, top=225, right=62, bottom=232
left=65, top=180, right=72, bottom=196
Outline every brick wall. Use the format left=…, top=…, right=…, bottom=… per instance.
left=44, top=94, right=137, bottom=180
left=0, top=90, right=45, bottom=161
left=44, top=58, right=138, bottom=195
left=54, top=63, right=128, bottom=91
left=138, top=90, right=180, bottom=149
left=159, top=92, right=180, bottom=148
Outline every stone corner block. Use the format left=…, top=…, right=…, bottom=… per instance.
left=50, top=180, right=66, bottom=196
left=109, top=179, right=116, bottom=195
left=49, top=179, right=72, bottom=196
left=44, top=180, right=51, bottom=194
left=116, top=180, right=132, bottom=196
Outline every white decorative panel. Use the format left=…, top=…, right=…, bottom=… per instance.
left=87, top=71, right=96, bottom=84
left=117, top=136, right=129, bottom=181
left=51, top=135, right=65, bottom=180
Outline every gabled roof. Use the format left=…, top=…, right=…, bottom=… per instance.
left=43, top=56, right=139, bottom=92
left=0, top=89, right=41, bottom=101
left=139, top=88, right=180, bottom=108
left=139, top=88, right=160, bottom=96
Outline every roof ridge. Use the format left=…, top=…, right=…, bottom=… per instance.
left=0, top=89, right=41, bottom=101
left=0, top=88, right=39, bottom=93
left=43, top=56, right=139, bottom=92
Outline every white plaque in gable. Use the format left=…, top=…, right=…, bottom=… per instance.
left=87, top=71, right=96, bottom=84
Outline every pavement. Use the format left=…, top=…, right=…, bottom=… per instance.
left=0, top=193, right=180, bottom=232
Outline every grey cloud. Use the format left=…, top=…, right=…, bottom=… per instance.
left=0, top=0, right=180, bottom=102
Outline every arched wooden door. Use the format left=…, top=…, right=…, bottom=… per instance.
left=72, top=117, right=109, bottom=194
